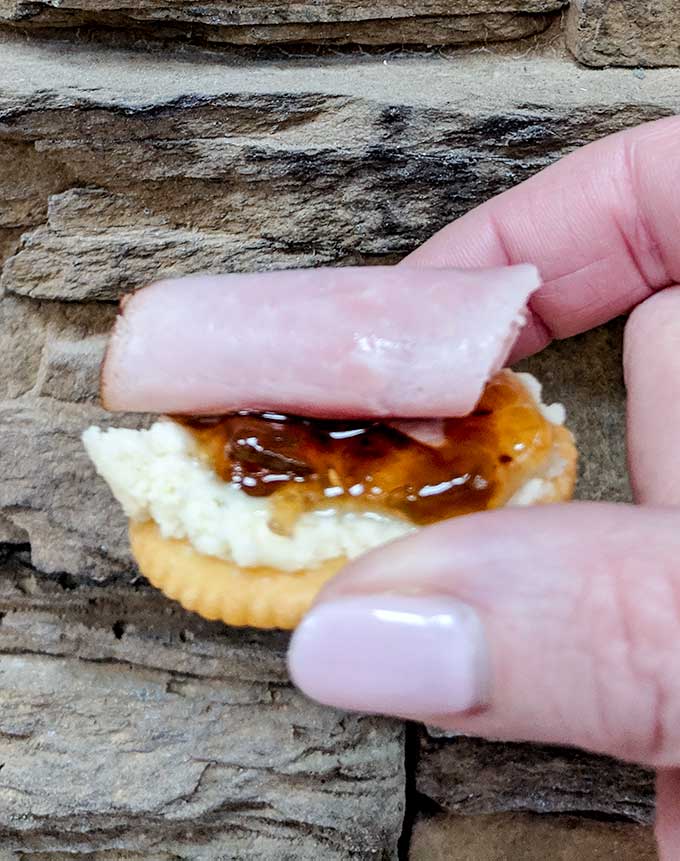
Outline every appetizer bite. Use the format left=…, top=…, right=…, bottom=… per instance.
left=83, top=265, right=576, bottom=629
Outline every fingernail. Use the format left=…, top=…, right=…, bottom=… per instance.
left=287, top=595, right=489, bottom=716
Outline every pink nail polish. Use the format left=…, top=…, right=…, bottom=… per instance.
left=287, top=595, right=488, bottom=717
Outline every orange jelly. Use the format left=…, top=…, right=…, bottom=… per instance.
left=178, top=371, right=553, bottom=534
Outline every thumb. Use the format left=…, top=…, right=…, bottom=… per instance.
left=287, top=503, right=680, bottom=767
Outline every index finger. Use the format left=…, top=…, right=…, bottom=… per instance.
left=406, top=116, right=680, bottom=358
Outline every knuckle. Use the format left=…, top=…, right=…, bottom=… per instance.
left=625, top=290, right=677, bottom=353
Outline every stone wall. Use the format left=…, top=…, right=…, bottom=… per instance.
left=1, top=4, right=679, bottom=859
left=567, top=1, right=680, bottom=68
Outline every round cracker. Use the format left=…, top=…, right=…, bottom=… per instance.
left=130, top=519, right=345, bottom=630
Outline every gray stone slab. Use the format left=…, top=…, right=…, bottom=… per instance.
left=0, top=552, right=405, bottom=859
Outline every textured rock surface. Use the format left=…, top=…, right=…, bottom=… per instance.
left=410, top=813, right=656, bottom=861
left=2, top=38, right=679, bottom=304
left=567, top=0, right=680, bottom=68
left=1, top=1, right=566, bottom=47
left=0, top=550, right=405, bottom=858
left=416, top=732, right=654, bottom=824
left=1, top=29, right=675, bottom=860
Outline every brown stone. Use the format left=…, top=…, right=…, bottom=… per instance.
left=410, top=813, right=656, bottom=861
left=1, top=1, right=565, bottom=47
left=0, top=398, right=152, bottom=577
left=0, top=141, right=72, bottom=231
left=567, top=0, right=680, bottom=68
left=2, top=39, right=680, bottom=303
left=0, top=227, right=23, bottom=267
left=0, top=514, right=28, bottom=543
left=0, top=295, right=116, bottom=401
left=0, top=295, right=49, bottom=400
left=416, top=732, right=654, bottom=823
left=36, top=333, right=108, bottom=402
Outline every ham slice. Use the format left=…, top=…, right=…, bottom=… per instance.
left=388, top=419, right=447, bottom=448
left=101, top=264, right=539, bottom=419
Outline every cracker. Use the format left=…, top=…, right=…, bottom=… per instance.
left=130, top=520, right=344, bottom=629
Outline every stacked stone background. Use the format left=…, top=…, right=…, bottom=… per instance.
left=0, top=3, right=678, bottom=858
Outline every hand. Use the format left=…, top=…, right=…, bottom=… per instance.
left=287, top=116, right=680, bottom=859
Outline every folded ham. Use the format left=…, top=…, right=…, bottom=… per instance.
left=101, top=264, right=539, bottom=419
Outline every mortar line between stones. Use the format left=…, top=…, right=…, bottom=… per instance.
left=398, top=721, right=421, bottom=859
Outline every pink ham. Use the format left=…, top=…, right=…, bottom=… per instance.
left=388, top=419, right=447, bottom=448
left=101, top=264, right=539, bottom=419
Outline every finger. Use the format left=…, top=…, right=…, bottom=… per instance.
left=625, top=286, right=680, bottom=505
left=623, top=285, right=680, bottom=855
left=406, top=116, right=680, bottom=359
left=288, top=503, right=680, bottom=767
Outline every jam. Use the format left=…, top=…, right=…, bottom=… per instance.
left=178, top=371, right=553, bottom=534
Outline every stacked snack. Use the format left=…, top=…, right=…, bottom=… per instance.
left=83, top=265, right=577, bottom=629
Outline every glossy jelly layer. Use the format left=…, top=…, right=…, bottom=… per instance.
left=178, top=371, right=554, bottom=533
